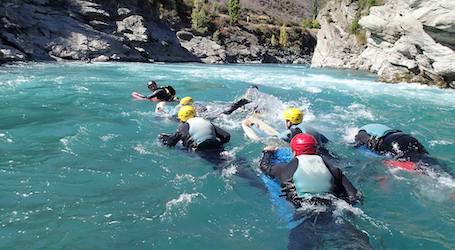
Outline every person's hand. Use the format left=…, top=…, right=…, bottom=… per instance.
left=243, top=119, right=254, bottom=127
left=159, top=133, right=169, bottom=140
left=263, top=146, right=277, bottom=152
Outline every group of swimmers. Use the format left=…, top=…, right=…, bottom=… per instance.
left=138, top=80, right=446, bottom=206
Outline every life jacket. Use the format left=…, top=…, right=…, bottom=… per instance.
left=359, top=124, right=397, bottom=138
left=187, top=117, right=216, bottom=146
left=292, top=155, right=334, bottom=196
left=359, top=124, right=401, bottom=151
left=162, top=86, right=176, bottom=98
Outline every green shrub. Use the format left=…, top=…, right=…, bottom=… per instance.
left=279, top=24, right=288, bottom=47
left=212, top=30, right=221, bottom=43
left=302, top=19, right=313, bottom=29
left=302, top=19, right=321, bottom=29
left=228, top=0, right=240, bottom=25
left=191, top=0, right=210, bottom=34
left=347, top=18, right=360, bottom=34
left=311, top=19, right=321, bottom=29
left=271, top=34, right=277, bottom=47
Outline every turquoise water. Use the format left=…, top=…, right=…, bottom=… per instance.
left=1, top=62, right=454, bottom=249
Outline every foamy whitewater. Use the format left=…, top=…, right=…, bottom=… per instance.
left=0, top=62, right=454, bottom=249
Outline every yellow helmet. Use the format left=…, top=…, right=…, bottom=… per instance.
left=178, top=105, right=196, bottom=122
left=283, top=107, right=303, bottom=125
left=180, top=96, right=193, bottom=105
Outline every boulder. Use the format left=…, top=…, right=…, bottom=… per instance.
left=312, top=0, right=455, bottom=88
left=116, top=15, right=148, bottom=42
left=0, top=45, right=26, bottom=62
left=359, top=0, right=455, bottom=87
left=91, top=55, right=109, bottom=62
left=180, top=35, right=226, bottom=64
left=410, top=0, right=455, bottom=49
left=73, top=0, right=111, bottom=21
left=117, top=8, right=132, bottom=19
left=176, top=30, right=193, bottom=41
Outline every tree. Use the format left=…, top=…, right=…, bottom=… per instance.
left=228, top=0, right=240, bottom=25
left=271, top=34, right=277, bottom=47
left=191, top=0, right=209, bottom=34
left=279, top=24, right=288, bottom=47
left=312, top=0, right=318, bottom=20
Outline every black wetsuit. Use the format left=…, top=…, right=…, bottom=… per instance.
left=222, top=98, right=251, bottom=115
left=355, top=130, right=438, bottom=165
left=259, top=152, right=362, bottom=205
left=160, top=121, right=230, bottom=151
left=148, top=86, right=176, bottom=101
left=222, top=86, right=260, bottom=115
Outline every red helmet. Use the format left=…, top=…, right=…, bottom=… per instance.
left=290, top=133, right=317, bottom=156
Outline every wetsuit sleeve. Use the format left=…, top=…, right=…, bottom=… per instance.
left=259, top=152, right=298, bottom=181
left=163, top=123, right=189, bottom=147
left=148, top=88, right=166, bottom=100
left=323, top=157, right=362, bottom=204
left=213, top=124, right=231, bottom=144
left=290, top=127, right=303, bottom=140
left=278, top=130, right=291, bottom=142
left=223, top=98, right=251, bottom=115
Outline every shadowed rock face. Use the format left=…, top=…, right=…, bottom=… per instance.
left=0, top=0, right=200, bottom=63
left=0, top=0, right=317, bottom=65
left=312, top=0, right=455, bottom=88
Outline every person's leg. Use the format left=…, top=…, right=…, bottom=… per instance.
left=289, top=210, right=372, bottom=250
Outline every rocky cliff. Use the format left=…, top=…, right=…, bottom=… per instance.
left=0, top=0, right=316, bottom=64
left=312, top=0, right=455, bottom=88
left=0, top=0, right=199, bottom=63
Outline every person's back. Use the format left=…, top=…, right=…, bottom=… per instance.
left=160, top=106, right=230, bottom=151
left=260, top=133, right=361, bottom=205
left=186, top=117, right=218, bottom=149
left=355, top=123, right=431, bottom=162
left=293, top=154, right=333, bottom=195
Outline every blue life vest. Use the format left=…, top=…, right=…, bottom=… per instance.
left=293, top=155, right=333, bottom=195
left=360, top=124, right=395, bottom=138
left=271, top=147, right=294, bottom=164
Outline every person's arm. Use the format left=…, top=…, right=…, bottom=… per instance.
left=354, top=130, right=370, bottom=147
left=213, top=124, right=230, bottom=144
left=277, top=130, right=291, bottom=142
left=323, top=158, right=362, bottom=204
left=148, top=88, right=166, bottom=100
left=161, top=123, right=189, bottom=147
left=259, top=151, right=274, bottom=174
left=259, top=149, right=297, bottom=180
left=223, top=98, right=251, bottom=115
